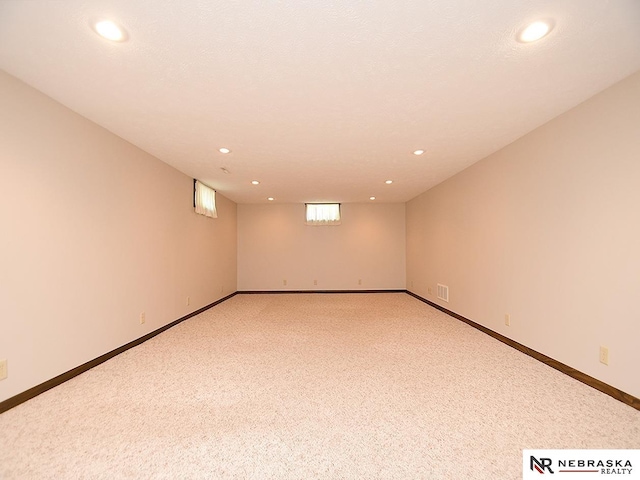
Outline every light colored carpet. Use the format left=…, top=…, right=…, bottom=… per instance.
left=1, top=293, right=638, bottom=479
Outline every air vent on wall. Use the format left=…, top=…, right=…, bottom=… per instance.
left=437, top=284, right=449, bottom=302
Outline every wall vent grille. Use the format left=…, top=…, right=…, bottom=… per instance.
left=437, top=284, right=449, bottom=302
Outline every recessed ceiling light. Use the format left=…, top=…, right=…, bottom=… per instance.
left=385, top=180, right=393, bottom=184
left=267, top=197, right=274, bottom=201
left=251, top=180, right=260, bottom=185
left=93, top=20, right=127, bottom=42
left=518, top=20, right=553, bottom=43
left=219, top=148, right=231, bottom=154
left=413, top=150, right=425, bottom=156
left=369, top=196, right=376, bottom=200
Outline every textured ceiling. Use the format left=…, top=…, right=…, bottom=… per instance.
left=1, top=1, right=639, bottom=204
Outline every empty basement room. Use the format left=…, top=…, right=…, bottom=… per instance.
left=1, top=1, right=639, bottom=479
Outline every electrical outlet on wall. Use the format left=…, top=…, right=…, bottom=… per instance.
left=0, top=359, right=7, bottom=380
left=505, top=314, right=511, bottom=326
left=358, top=279, right=362, bottom=285
left=599, top=346, right=609, bottom=365
left=140, top=312, right=145, bottom=325
left=314, top=279, right=318, bottom=285
left=186, top=296, right=190, bottom=306
left=283, top=279, right=287, bottom=286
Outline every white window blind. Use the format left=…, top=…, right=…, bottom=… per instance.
left=305, top=203, right=341, bottom=225
left=194, top=180, right=217, bottom=218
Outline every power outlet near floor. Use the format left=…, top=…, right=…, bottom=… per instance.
left=0, top=359, right=7, bottom=380
left=140, top=312, right=146, bottom=325
left=283, top=279, right=287, bottom=286
left=505, top=314, right=511, bottom=327
left=358, top=279, right=362, bottom=285
left=313, top=279, right=318, bottom=286
left=599, top=346, right=609, bottom=366
left=186, top=296, right=190, bottom=306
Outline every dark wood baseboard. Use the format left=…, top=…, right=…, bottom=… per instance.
left=3, top=290, right=637, bottom=414
left=238, top=289, right=406, bottom=294
left=0, top=292, right=238, bottom=415
left=406, top=290, right=640, bottom=411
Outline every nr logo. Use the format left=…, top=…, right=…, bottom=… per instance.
left=530, top=456, right=554, bottom=474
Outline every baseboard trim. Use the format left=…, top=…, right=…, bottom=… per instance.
left=238, top=289, right=406, bottom=294
left=406, top=290, right=640, bottom=411
left=4, top=290, right=637, bottom=414
left=0, top=292, right=238, bottom=414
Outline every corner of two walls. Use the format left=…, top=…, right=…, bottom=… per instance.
left=406, top=71, right=640, bottom=399
left=0, top=71, right=237, bottom=403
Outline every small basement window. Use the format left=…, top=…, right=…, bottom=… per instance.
left=194, top=180, right=217, bottom=218
left=305, top=203, right=341, bottom=225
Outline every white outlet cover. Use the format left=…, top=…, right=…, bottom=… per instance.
left=0, top=359, right=7, bottom=380
left=599, top=346, right=609, bottom=365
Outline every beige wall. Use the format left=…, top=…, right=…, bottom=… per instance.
left=3, top=62, right=638, bottom=404
left=238, top=203, right=406, bottom=291
left=0, top=71, right=237, bottom=403
left=407, top=71, right=640, bottom=399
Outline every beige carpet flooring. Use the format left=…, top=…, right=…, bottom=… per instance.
left=1, top=293, right=639, bottom=479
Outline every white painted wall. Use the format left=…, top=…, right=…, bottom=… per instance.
left=238, top=203, right=406, bottom=291
left=0, top=71, right=237, bottom=403
left=406, top=71, right=640, bottom=399
left=3, top=62, right=638, bottom=404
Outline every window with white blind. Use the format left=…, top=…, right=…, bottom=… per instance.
left=305, top=203, right=341, bottom=225
left=194, top=180, right=217, bottom=218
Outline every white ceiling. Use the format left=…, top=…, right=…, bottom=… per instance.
left=1, top=1, right=639, bottom=204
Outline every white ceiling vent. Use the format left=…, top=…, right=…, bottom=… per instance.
left=437, top=284, right=449, bottom=303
